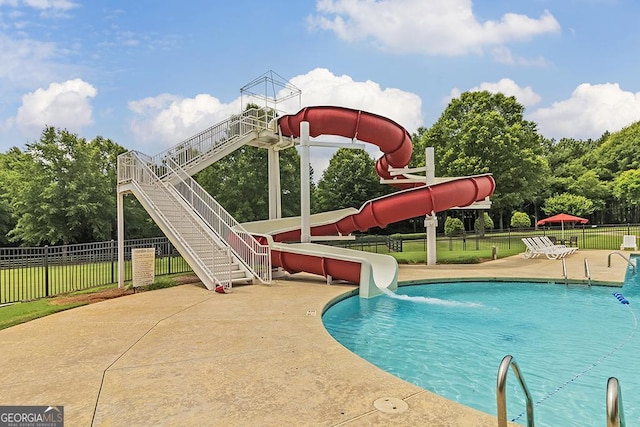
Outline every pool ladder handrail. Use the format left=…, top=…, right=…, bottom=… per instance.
left=562, top=258, right=568, bottom=285
left=496, top=355, right=534, bottom=427
left=608, top=252, right=636, bottom=274
left=584, top=257, right=591, bottom=286
left=607, top=377, right=625, bottom=427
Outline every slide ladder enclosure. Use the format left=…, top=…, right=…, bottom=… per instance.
left=118, top=151, right=250, bottom=288
left=118, top=151, right=270, bottom=288
left=118, top=107, right=275, bottom=287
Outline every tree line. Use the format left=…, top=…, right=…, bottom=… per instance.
left=2, top=90, right=639, bottom=247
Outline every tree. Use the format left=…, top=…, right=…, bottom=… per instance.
left=613, top=169, right=640, bottom=222
left=474, top=212, right=494, bottom=231
left=444, top=217, right=464, bottom=236
left=542, top=193, right=594, bottom=217
left=414, top=91, right=549, bottom=228
left=196, top=145, right=301, bottom=222
left=510, top=211, right=531, bottom=228
left=313, top=148, right=388, bottom=213
left=9, top=128, right=126, bottom=245
left=589, top=122, right=640, bottom=180
left=0, top=148, right=27, bottom=245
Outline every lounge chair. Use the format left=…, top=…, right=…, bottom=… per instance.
left=521, top=238, right=565, bottom=260
left=621, top=235, right=638, bottom=251
left=533, top=237, right=577, bottom=257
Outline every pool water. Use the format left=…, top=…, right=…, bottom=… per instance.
left=322, top=263, right=640, bottom=427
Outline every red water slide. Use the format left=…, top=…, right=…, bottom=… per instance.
left=278, top=105, right=414, bottom=185
left=267, top=106, right=495, bottom=286
left=275, top=106, right=496, bottom=242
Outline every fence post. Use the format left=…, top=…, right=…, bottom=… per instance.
left=110, top=239, right=115, bottom=284
left=168, top=242, right=172, bottom=275
left=44, top=245, right=50, bottom=297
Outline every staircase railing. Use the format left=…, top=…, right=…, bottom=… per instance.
left=163, top=156, right=271, bottom=283
left=149, top=107, right=277, bottom=178
left=119, top=151, right=217, bottom=285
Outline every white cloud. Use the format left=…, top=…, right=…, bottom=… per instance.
left=529, top=83, right=640, bottom=140
left=1, top=0, right=77, bottom=11
left=490, top=46, right=550, bottom=67
left=13, top=78, right=97, bottom=137
left=22, top=0, right=77, bottom=10
left=279, top=68, right=423, bottom=133
left=309, top=0, right=560, bottom=56
left=128, top=93, right=241, bottom=146
left=446, top=78, right=541, bottom=107
left=0, top=33, right=60, bottom=88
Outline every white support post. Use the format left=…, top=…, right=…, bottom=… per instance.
left=424, top=147, right=437, bottom=266
left=300, top=121, right=311, bottom=243
left=117, top=191, right=125, bottom=288
left=268, top=147, right=282, bottom=219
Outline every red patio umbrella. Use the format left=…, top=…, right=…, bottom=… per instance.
left=536, top=213, right=588, bottom=239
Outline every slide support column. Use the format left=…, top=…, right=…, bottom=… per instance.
left=425, top=147, right=437, bottom=265
left=268, top=147, right=282, bottom=219
left=300, top=121, right=311, bottom=243
left=117, top=191, right=125, bottom=288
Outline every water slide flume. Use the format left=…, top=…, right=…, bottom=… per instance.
left=243, top=106, right=496, bottom=298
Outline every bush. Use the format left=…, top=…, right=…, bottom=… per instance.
left=510, top=211, right=531, bottom=228
left=444, top=217, right=464, bottom=236
left=474, top=212, right=494, bottom=230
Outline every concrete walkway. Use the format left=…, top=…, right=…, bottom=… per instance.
left=0, top=250, right=633, bottom=426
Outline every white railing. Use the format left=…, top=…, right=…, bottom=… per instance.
left=163, top=156, right=271, bottom=283
left=146, top=107, right=278, bottom=178
left=119, top=151, right=218, bottom=285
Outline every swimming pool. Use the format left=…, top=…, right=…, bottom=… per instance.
left=322, top=264, right=640, bottom=426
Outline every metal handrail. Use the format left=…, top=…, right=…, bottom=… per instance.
left=497, top=355, right=534, bottom=427
left=608, top=252, right=637, bottom=274
left=148, top=107, right=277, bottom=178
left=163, top=156, right=271, bottom=283
left=120, top=151, right=217, bottom=286
left=562, top=258, right=568, bottom=285
left=584, top=257, right=591, bottom=286
left=607, top=377, right=625, bottom=427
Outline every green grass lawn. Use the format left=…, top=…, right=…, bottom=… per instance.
left=0, top=278, right=183, bottom=331
left=1, top=256, right=191, bottom=303
left=0, top=298, right=87, bottom=330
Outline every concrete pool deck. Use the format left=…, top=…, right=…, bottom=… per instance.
left=0, top=250, right=634, bottom=426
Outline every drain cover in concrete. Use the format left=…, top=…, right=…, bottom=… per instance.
left=373, top=397, right=408, bottom=414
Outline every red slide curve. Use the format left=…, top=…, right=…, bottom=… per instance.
left=278, top=105, right=415, bottom=186
left=259, top=106, right=496, bottom=291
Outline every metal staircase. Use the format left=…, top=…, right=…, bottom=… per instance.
left=117, top=108, right=276, bottom=290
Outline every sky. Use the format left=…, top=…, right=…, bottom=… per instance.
left=1, top=0, right=640, bottom=177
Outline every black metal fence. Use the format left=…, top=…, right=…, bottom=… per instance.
left=3, top=224, right=639, bottom=304
left=328, top=223, right=640, bottom=256
left=0, top=237, right=191, bottom=304
left=443, top=223, right=640, bottom=253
